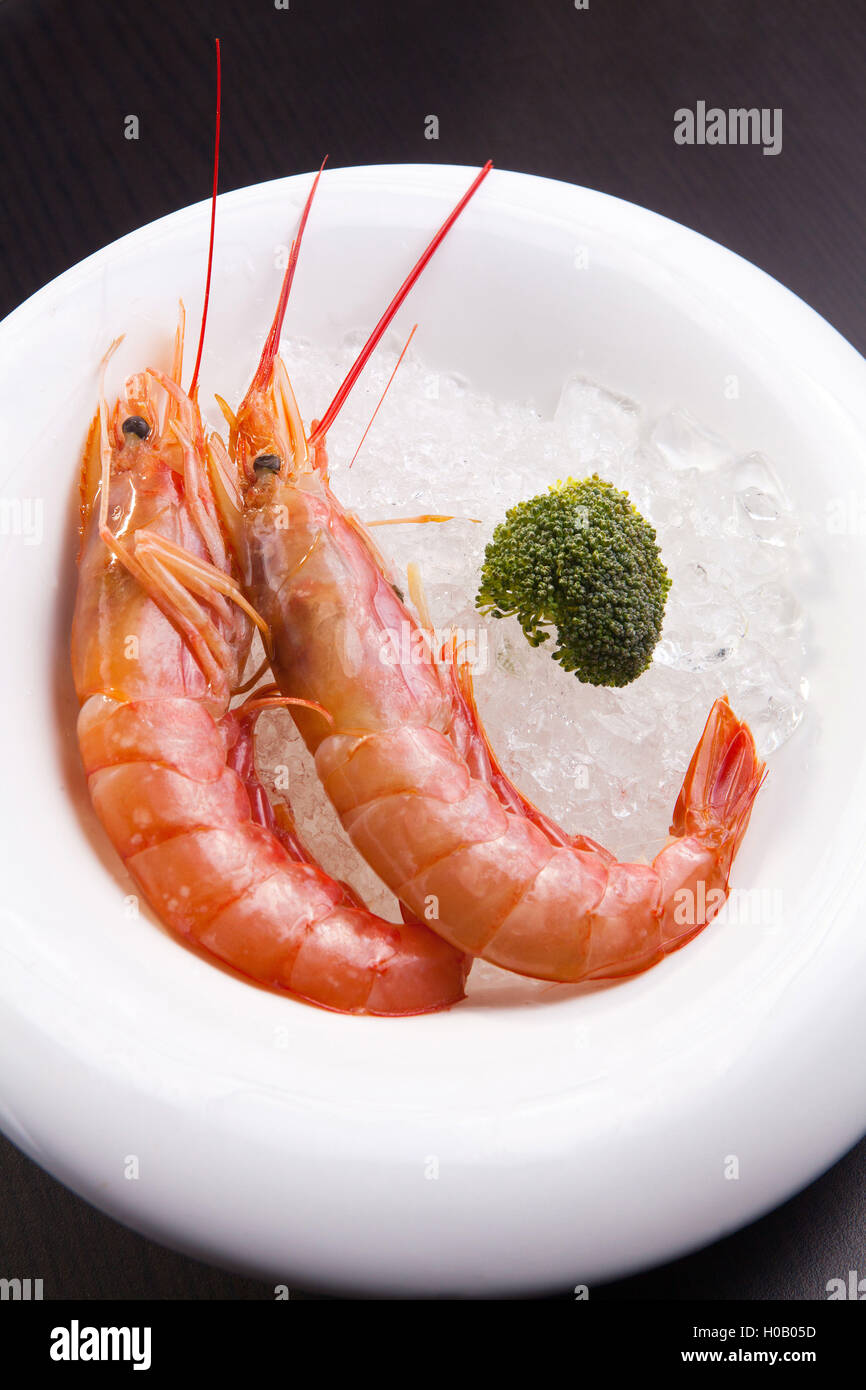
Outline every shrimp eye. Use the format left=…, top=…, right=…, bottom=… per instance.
left=253, top=454, right=282, bottom=473
left=122, top=416, right=150, bottom=439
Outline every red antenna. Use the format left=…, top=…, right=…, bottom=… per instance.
left=249, top=156, right=328, bottom=395
left=349, top=323, right=417, bottom=468
left=188, top=38, right=222, bottom=399
left=308, top=160, right=493, bottom=446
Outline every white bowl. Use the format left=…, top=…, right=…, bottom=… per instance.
left=0, top=165, right=864, bottom=1297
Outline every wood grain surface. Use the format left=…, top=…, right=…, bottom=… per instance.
left=0, top=0, right=863, bottom=1299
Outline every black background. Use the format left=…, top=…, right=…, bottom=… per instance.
left=0, top=0, right=864, bottom=1300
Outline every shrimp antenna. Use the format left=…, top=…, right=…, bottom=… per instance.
left=308, top=160, right=493, bottom=447
left=188, top=37, right=222, bottom=400
left=348, top=323, right=418, bottom=468
left=250, top=156, right=329, bottom=394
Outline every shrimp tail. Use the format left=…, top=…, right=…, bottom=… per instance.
left=671, top=695, right=767, bottom=871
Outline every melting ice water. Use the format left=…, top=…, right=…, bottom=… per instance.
left=251, top=335, right=807, bottom=917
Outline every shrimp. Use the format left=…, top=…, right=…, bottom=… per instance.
left=232, top=164, right=767, bottom=984
left=68, top=75, right=469, bottom=1014
left=71, top=331, right=470, bottom=1013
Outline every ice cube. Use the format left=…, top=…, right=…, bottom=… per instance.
left=650, top=408, right=734, bottom=474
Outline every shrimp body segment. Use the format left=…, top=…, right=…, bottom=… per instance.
left=71, top=352, right=469, bottom=1015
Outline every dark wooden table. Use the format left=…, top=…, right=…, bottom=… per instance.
left=1, top=0, right=863, bottom=1299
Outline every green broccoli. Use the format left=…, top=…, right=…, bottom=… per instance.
left=476, top=474, right=671, bottom=687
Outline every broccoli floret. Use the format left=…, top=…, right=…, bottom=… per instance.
left=476, top=474, right=671, bottom=687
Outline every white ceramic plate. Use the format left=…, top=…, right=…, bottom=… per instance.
left=0, top=165, right=864, bottom=1298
